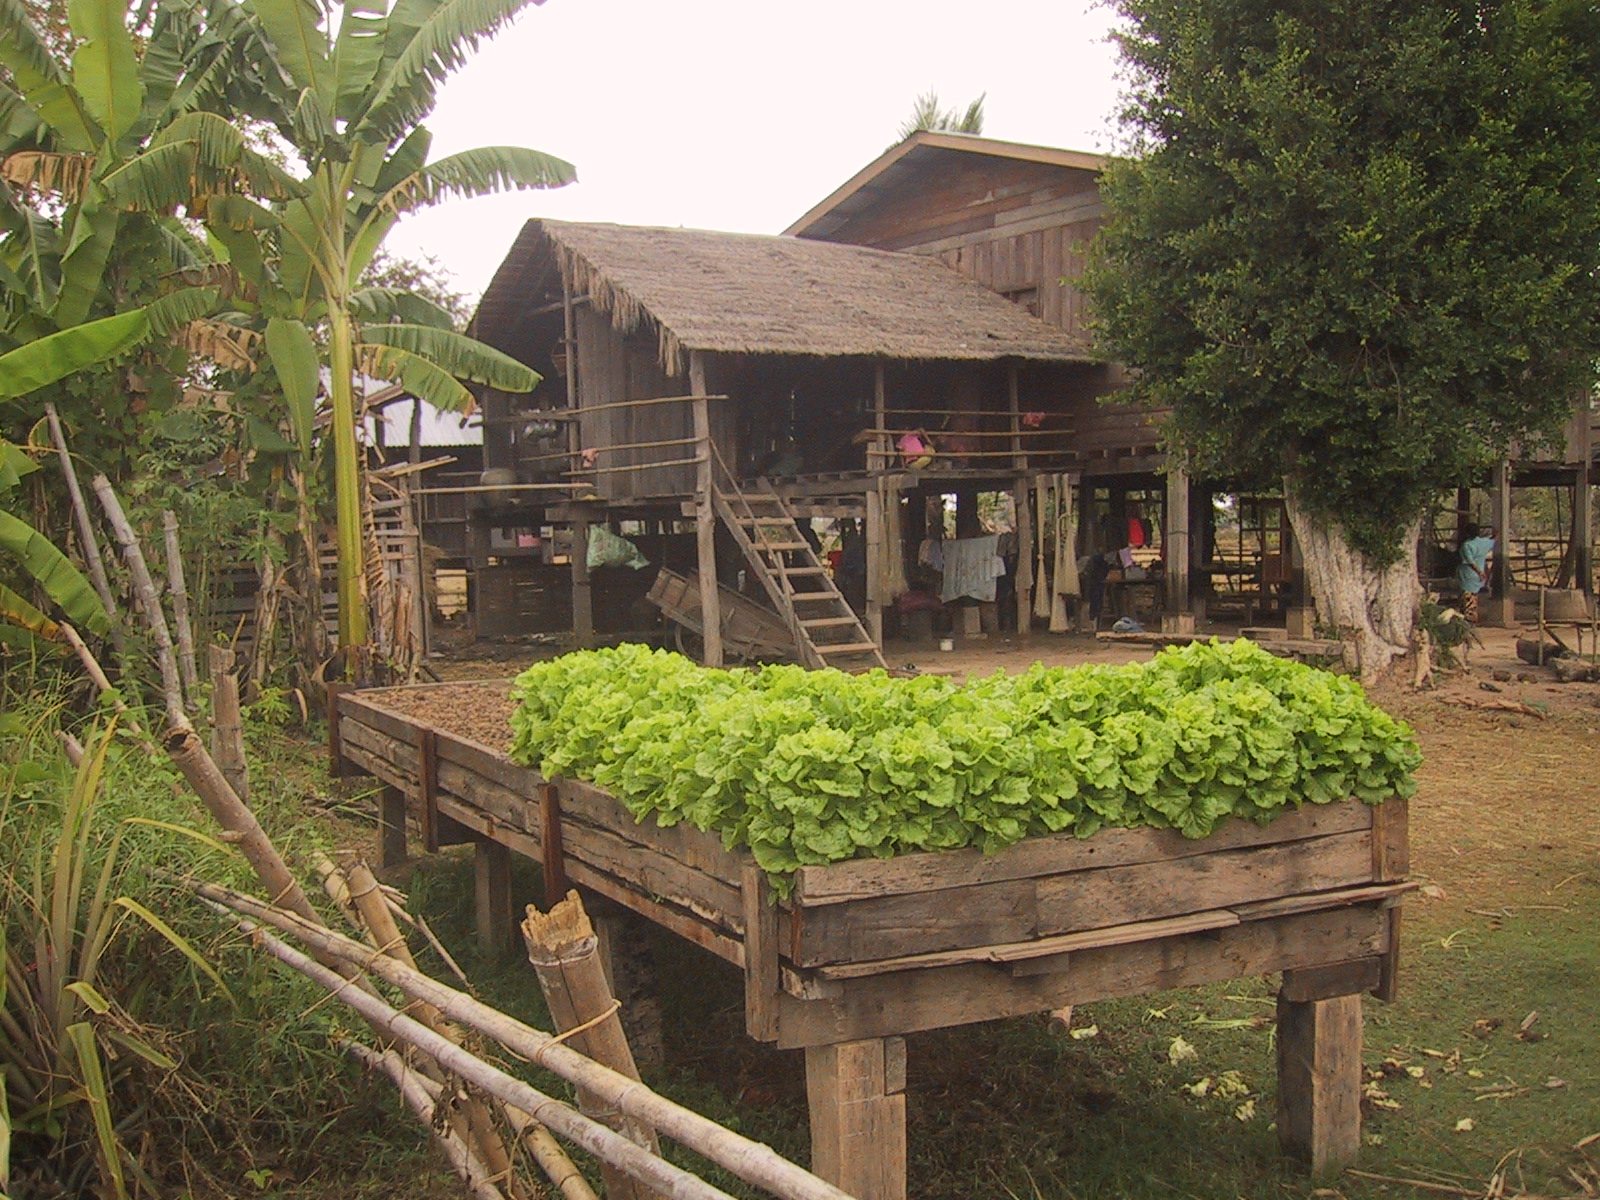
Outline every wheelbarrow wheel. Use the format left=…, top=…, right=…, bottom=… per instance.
left=674, top=625, right=704, bottom=662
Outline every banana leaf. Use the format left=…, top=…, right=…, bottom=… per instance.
left=0, top=510, right=112, bottom=634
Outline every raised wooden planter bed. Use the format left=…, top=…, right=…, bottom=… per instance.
left=332, top=681, right=1411, bottom=1200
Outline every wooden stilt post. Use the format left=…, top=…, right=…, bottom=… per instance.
left=690, top=353, right=723, bottom=666
left=1162, top=465, right=1193, bottom=632
left=379, top=786, right=408, bottom=869
left=805, top=1037, right=907, bottom=1200
left=474, top=837, right=512, bottom=955
left=865, top=364, right=888, bottom=647
left=1008, top=364, right=1033, bottom=638
left=1276, top=989, right=1362, bottom=1175
left=571, top=514, right=594, bottom=650
left=1488, top=461, right=1515, bottom=626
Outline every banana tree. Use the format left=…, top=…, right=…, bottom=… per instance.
left=0, top=298, right=216, bottom=644
left=102, top=0, right=575, bottom=653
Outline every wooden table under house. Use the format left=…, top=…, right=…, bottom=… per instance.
left=331, top=681, right=1411, bottom=1200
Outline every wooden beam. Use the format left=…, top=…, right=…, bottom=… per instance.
left=743, top=863, right=781, bottom=1042
left=865, top=365, right=888, bottom=646
left=1276, top=991, right=1362, bottom=1175
left=805, top=1038, right=907, bottom=1200
left=690, top=353, right=723, bottom=666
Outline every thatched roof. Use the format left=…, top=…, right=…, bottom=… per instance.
left=473, top=218, right=1095, bottom=377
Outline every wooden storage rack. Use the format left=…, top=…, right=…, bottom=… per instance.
left=332, top=681, right=1411, bottom=1200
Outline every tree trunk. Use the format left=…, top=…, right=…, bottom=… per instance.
left=1283, top=485, right=1420, bottom=684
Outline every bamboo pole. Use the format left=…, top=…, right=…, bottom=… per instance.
left=58, top=623, right=141, bottom=736
left=43, top=403, right=123, bottom=655
left=523, top=892, right=664, bottom=1200
left=92, top=475, right=185, bottom=729
left=193, top=882, right=856, bottom=1200
left=213, top=907, right=742, bottom=1200
left=344, top=1042, right=509, bottom=1200
left=322, top=856, right=595, bottom=1200
left=162, top=511, right=199, bottom=704
left=208, top=645, right=249, bottom=803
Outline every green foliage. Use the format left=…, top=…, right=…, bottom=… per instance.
left=1085, top=0, right=1600, bottom=563
left=509, top=641, right=1419, bottom=888
left=894, top=90, right=985, bottom=143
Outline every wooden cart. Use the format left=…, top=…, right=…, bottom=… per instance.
left=647, top=566, right=799, bottom=663
left=332, top=682, right=1410, bottom=1200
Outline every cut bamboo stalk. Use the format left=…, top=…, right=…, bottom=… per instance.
left=208, top=645, right=249, bottom=802
left=92, top=475, right=185, bottom=728
left=193, top=882, right=856, bottom=1200
left=44, top=403, right=123, bottom=655
left=216, top=907, right=741, bottom=1200
left=344, top=1042, right=508, bottom=1200
left=523, top=892, right=664, bottom=1200
left=342, top=858, right=580, bottom=1200
left=162, top=511, right=199, bottom=704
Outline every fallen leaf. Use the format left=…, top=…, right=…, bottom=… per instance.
left=1213, top=1071, right=1251, bottom=1100
left=1406, top=1066, right=1426, bottom=1079
left=1168, top=1035, right=1198, bottom=1066
left=1070, top=1024, right=1099, bottom=1041
left=1183, top=1077, right=1212, bottom=1098
left=1364, top=1133, right=1385, bottom=1147
left=1545, top=1078, right=1569, bottom=1090
left=1420, top=884, right=1447, bottom=899
left=1470, top=1018, right=1503, bottom=1039
left=1468, top=1068, right=1486, bottom=1079
left=1456, top=1118, right=1476, bottom=1132
left=1234, top=1098, right=1257, bottom=1122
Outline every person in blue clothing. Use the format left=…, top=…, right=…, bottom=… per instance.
left=1457, top=524, right=1496, bottom=622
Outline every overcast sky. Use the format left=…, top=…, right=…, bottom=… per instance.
left=383, top=0, right=1129, bottom=304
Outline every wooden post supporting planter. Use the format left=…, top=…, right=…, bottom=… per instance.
left=475, top=837, right=513, bottom=955
left=379, top=786, right=408, bottom=868
left=1276, top=988, right=1362, bottom=1174
left=805, top=1036, right=907, bottom=1200
left=523, top=892, right=665, bottom=1200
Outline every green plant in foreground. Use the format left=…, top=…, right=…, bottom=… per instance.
left=509, top=640, right=1421, bottom=887
left=0, top=715, right=226, bottom=1198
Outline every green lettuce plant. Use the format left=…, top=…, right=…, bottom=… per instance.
left=509, top=640, right=1420, bottom=888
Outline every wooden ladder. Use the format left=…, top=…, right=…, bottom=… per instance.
left=713, top=479, right=886, bottom=672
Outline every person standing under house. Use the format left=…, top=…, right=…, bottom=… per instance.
left=1457, top=524, right=1496, bottom=622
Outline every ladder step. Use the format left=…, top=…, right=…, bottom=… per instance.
left=754, top=540, right=811, bottom=551
left=790, top=593, right=837, bottom=602
left=815, top=642, right=881, bottom=655
left=801, top=617, right=861, bottom=628
left=775, top=565, right=828, bottom=576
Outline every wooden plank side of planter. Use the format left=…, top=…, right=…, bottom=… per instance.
left=338, top=695, right=423, bottom=747
left=558, top=780, right=745, bottom=888
left=1034, top=829, right=1376, bottom=936
left=435, top=756, right=540, bottom=839
left=789, top=878, right=1039, bottom=967
left=772, top=903, right=1389, bottom=1049
left=789, top=799, right=1377, bottom=905
left=788, top=823, right=1378, bottom=967
left=559, top=814, right=744, bottom=933
left=338, top=718, right=420, bottom=793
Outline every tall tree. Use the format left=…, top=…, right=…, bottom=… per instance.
left=1085, top=0, right=1600, bottom=680
left=103, top=0, right=575, bottom=656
